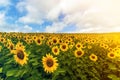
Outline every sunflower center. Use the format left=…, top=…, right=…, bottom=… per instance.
left=34, top=37, right=36, bottom=39
left=62, top=45, right=66, bottom=49
left=17, top=50, right=24, bottom=60
left=1, top=39, right=3, bottom=42
left=77, top=44, right=80, bottom=47
left=59, top=40, right=62, bottom=43
left=46, top=59, right=53, bottom=67
left=53, top=39, right=57, bottom=43
left=110, top=53, right=114, bottom=57
left=10, top=45, right=13, bottom=50
left=54, top=48, right=58, bottom=53
left=37, top=39, right=41, bottom=43
left=77, top=51, right=82, bottom=55
left=92, top=56, right=95, bottom=59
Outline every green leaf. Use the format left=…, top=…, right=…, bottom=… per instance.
left=52, top=69, right=66, bottom=80
left=6, top=70, right=17, bottom=77
left=109, top=63, right=117, bottom=70
left=108, top=74, right=117, bottom=79
left=0, top=67, right=2, bottom=73
left=14, top=70, right=24, bottom=77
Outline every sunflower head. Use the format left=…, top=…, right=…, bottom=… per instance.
left=14, top=48, right=28, bottom=66
left=107, top=52, right=116, bottom=59
left=52, top=46, right=60, bottom=55
left=87, top=45, right=92, bottom=49
left=74, top=49, right=84, bottom=58
left=35, top=38, right=42, bottom=45
left=75, top=42, right=83, bottom=49
left=52, top=37, right=58, bottom=44
left=60, top=43, right=68, bottom=52
left=42, top=54, right=58, bottom=73
left=40, top=35, right=45, bottom=40
left=89, top=54, right=98, bottom=62
left=16, top=41, right=25, bottom=50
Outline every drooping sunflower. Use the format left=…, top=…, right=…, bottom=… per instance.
left=60, top=43, right=68, bottom=52
left=46, top=40, right=53, bottom=47
left=107, top=52, right=116, bottom=59
left=89, top=54, right=98, bottom=62
left=42, top=54, right=58, bottom=73
left=13, top=47, right=28, bottom=66
left=7, top=42, right=14, bottom=53
left=69, top=42, right=75, bottom=49
left=52, top=46, right=60, bottom=55
left=74, top=49, right=84, bottom=58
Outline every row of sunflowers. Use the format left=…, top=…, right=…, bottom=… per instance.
left=0, top=32, right=120, bottom=80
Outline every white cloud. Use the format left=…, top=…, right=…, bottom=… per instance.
left=45, top=22, right=66, bottom=32
left=24, top=25, right=32, bottom=31
left=17, top=0, right=60, bottom=24
left=0, top=12, right=6, bottom=25
left=0, top=0, right=33, bottom=32
left=0, top=0, right=11, bottom=7
left=0, top=12, right=32, bottom=32
left=17, top=0, right=120, bottom=32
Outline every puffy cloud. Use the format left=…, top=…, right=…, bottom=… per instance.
left=17, top=0, right=120, bottom=32
left=23, top=25, right=32, bottom=31
left=17, top=0, right=60, bottom=24
left=45, top=22, right=66, bottom=32
left=0, top=0, right=11, bottom=7
left=0, top=12, right=6, bottom=25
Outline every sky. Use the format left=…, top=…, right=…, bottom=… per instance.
left=0, top=0, right=120, bottom=33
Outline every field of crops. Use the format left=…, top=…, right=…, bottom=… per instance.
left=0, top=32, right=120, bottom=80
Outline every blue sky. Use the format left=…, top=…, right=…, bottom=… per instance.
left=0, top=0, right=120, bottom=32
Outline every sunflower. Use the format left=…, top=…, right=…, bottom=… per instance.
left=42, top=54, right=58, bottom=73
left=107, top=52, right=116, bottom=59
left=87, top=45, right=92, bottom=49
left=75, top=42, right=83, bottom=49
left=52, top=46, right=60, bottom=55
left=35, top=37, right=42, bottom=45
left=16, top=41, right=25, bottom=49
left=60, top=43, right=68, bottom=52
left=32, top=35, right=37, bottom=40
left=40, top=35, right=45, bottom=40
left=13, top=47, right=28, bottom=66
left=52, top=37, right=59, bottom=45
left=0, top=37, right=5, bottom=43
left=74, top=49, right=84, bottom=58
left=59, top=39, right=63, bottom=44
left=7, top=42, right=14, bottom=53
left=89, top=54, right=98, bottom=62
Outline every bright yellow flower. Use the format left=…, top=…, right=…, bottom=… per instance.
left=60, top=43, right=68, bottom=52
left=89, top=54, right=98, bottom=62
left=74, top=49, right=84, bottom=58
left=52, top=46, right=60, bottom=55
left=42, top=54, right=58, bottom=73
left=107, top=52, right=116, bottom=59
left=13, top=47, right=28, bottom=66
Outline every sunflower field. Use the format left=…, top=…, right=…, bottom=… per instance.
left=0, top=32, right=120, bottom=80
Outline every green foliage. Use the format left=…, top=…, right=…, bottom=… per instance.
left=0, top=33, right=120, bottom=80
